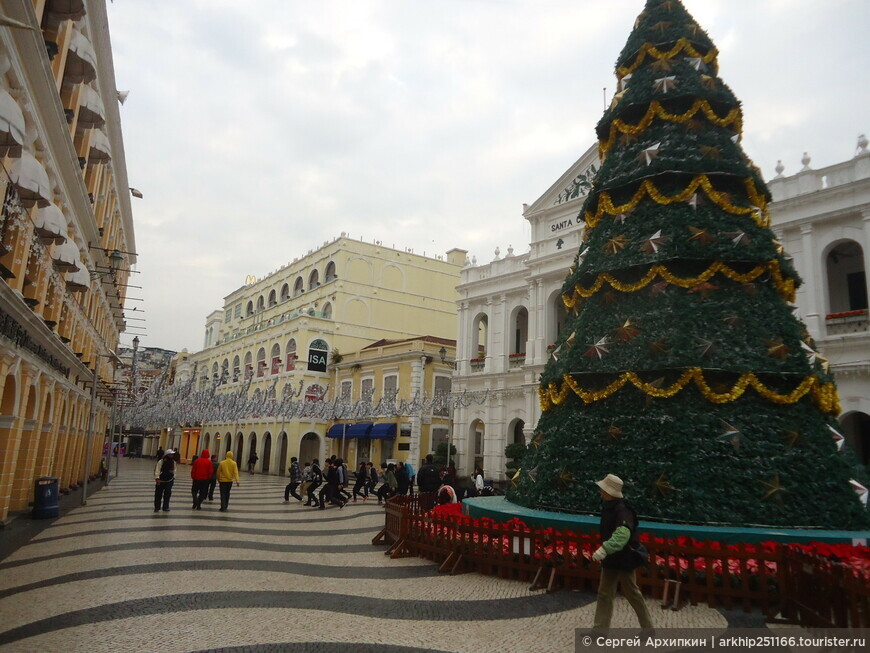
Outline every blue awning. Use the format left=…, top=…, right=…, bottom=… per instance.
left=327, top=423, right=372, bottom=438
left=369, top=423, right=397, bottom=439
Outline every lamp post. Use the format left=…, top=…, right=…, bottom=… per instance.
left=81, top=357, right=100, bottom=506
left=438, top=346, right=455, bottom=473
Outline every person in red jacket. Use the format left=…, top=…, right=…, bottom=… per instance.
left=190, top=449, right=214, bottom=510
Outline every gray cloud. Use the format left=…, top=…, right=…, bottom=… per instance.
left=107, top=0, right=869, bottom=351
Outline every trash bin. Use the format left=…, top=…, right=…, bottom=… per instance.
left=32, top=477, right=59, bottom=519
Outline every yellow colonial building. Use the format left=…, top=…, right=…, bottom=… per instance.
left=328, top=335, right=455, bottom=469
left=169, top=236, right=465, bottom=474
left=0, top=1, right=136, bottom=521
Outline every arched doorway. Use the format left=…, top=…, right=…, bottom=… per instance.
left=299, top=432, right=320, bottom=464
left=510, top=419, right=526, bottom=445
left=235, top=432, right=243, bottom=462
left=278, top=432, right=288, bottom=474
left=470, top=419, right=485, bottom=475
left=247, top=432, right=258, bottom=471
left=841, top=411, right=870, bottom=465
left=262, top=432, right=272, bottom=473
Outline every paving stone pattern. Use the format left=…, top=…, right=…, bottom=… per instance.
left=0, top=458, right=768, bottom=652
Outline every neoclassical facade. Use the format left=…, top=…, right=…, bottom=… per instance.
left=0, top=1, right=136, bottom=521
left=452, top=145, right=599, bottom=479
left=768, top=142, right=870, bottom=464
left=452, top=140, right=870, bottom=479
left=168, top=236, right=465, bottom=475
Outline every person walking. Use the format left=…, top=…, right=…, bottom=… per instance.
left=416, top=454, right=441, bottom=494
left=376, top=463, right=397, bottom=504
left=336, top=458, right=351, bottom=502
left=367, top=462, right=379, bottom=497
left=285, top=456, right=303, bottom=502
left=395, top=461, right=410, bottom=496
left=156, top=446, right=164, bottom=461
left=472, top=467, right=485, bottom=497
left=319, top=459, right=345, bottom=510
left=153, top=449, right=176, bottom=512
left=190, top=449, right=214, bottom=510
left=247, top=450, right=258, bottom=474
left=352, top=461, right=368, bottom=502
left=217, top=451, right=241, bottom=512
left=305, top=459, right=322, bottom=506
left=591, top=474, right=653, bottom=632
left=207, top=454, right=218, bottom=501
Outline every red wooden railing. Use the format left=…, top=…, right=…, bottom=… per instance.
left=373, top=496, right=869, bottom=628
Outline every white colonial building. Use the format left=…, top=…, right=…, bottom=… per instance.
left=768, top=140, right=870, bottom=465
left=452, top=138, right=870, bottom=480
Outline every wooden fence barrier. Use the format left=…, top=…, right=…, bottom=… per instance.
left=374, top=497, right=869, bottom=628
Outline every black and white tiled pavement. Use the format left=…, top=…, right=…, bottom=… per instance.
left=0, top=459, right=763, bottom=652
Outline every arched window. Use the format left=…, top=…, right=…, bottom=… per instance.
left=244, top=351, right=253, bottom=379
left=286, top=338, right=297, bottom=371
left=246, top=301, right=254, bottom=317
left=256, top=347, right=267, bottom=377
left=305, top=384, right=325, bottom=401
left=325, top=261, right=337, bottom=283
left=294, top=277, right=304, bottom=297
left=548, top=289, right=569, bottom=347
left=221, top=359, right=229, bottom=384
left=232, top=355, right=240, bottom=382
left=322, top=302, right=332, bottom=320
left=826, top=240, right=867, bottom=315
left=211, top=362, right=219, bottom=381
left=256, top=295, right=265, bottom=312
left=308, top=338, right=329, bottom=373
left=270, top=343, right=281, bottom=374
left=471, top=313, right=488, bottom=362
left=309, top=269, right=320, bottom=289
left=280, top=283, right=290, bottom=302
left=268, top=289, right=277, bottom=307
left=512, top=307, right=528, bottom=355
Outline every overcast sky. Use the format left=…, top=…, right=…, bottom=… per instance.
left=105, top=0, right=869, bottom=354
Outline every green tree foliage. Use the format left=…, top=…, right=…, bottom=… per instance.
left=434, top=442, right=457, bottom=467
left=507, top=0, right=869, bottom=529
left=505, top=442, right=526, bottom=471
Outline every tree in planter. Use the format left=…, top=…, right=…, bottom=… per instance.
left=434, top=442, right=457, bottom=467
left=505, top=442, right=526, bottom=473
left=507, top=0, right=869, bottom=529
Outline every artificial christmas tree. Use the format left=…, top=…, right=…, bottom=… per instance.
left=507, top=0, right=870, bottom=529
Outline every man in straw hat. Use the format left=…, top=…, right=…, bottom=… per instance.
left=591, top=473, right=653, bottom=631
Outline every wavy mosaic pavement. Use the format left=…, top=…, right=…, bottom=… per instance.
left=0, top=458, right=610, bottom=652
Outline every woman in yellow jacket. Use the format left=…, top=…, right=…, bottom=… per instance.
left=217, top=451, right=241, bottom=512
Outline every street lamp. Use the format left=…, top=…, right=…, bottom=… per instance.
left=82, top=349, right=121, bottom=505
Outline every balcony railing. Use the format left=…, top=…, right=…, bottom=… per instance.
left=826, top=309, right=868, bottom=335
left=469, top=358, right=485, bottom=372
left=509, top=352, right=526, bottom=368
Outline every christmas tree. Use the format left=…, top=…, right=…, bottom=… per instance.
left=507, top=0, right=870, bottom=529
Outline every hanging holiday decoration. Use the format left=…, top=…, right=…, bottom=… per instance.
left=584, top=336, right=611, bottom=359
left=850, top=480, right=869, bottom=507
left=509, top=0, right=869, bottom=529
left=761, top=475, right=787, bottom=502
left=654, top=472, right=677, bottom=497
left=615, top=318, right=641, bottom=341
left=828, top=425, right=845, bottom=451
left=718, top=420, right=742, bottom=451
left=639, top=230, right=668, bottom=254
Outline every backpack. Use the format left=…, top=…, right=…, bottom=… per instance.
left=159, top=458, right=175, bottom=483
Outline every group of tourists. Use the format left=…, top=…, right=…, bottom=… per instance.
left=153, top=448, right=241, bottom=513
left=282, top=453, right=466, bottom=510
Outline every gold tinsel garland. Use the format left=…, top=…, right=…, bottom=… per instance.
left=599, top=99, right=742, bottom=155
left=562, top=259, right=796, bottom=308
left=539, top=368, right=839, bottom=415
left=584, top=175, right=769, bottom=230
left=616, top=37, right=719, bottom=79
